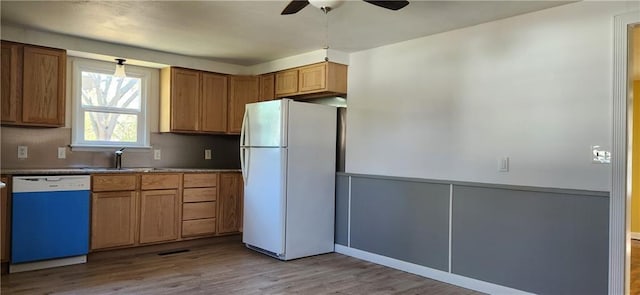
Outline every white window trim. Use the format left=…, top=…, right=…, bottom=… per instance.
left=71, top=58, right=154, bottom=150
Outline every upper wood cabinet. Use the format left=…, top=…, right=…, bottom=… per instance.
left=275, top=69, right=298, bottom=97
left=275, top=62, right=347, bottom=99
left=1, top=41, right=66, bottom=127
left=259, top=73, right=276, bottom=101
left=228, top=75, right=259, bottom=134
left=160, top=67, right=228, bottom=133
left=201, top=72, right=228, bottom=132
left=1, top=42, right=21, bottom=124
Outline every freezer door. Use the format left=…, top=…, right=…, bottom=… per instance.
left=241, top=99, right=288, bottom=148
left=242, top=147, right=287, bottom=256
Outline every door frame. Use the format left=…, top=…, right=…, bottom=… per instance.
left=611, top=10, right=639, bottom=295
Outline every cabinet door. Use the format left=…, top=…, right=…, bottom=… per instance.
left=275, top=69, right=298, bottom=97
left=298, top=63, right=327, bottom=93
left=259, top=73, right=275, bottom=101
left=1, top=41, right=21, bottom=124
left=201, top=72, right=228, bottom=133
left=91, top=191, right=137, bottom=250
left=228, top=76, right=259, bottom=134
left=170, top=68, right=200, bottom=132
left=21, top=46, right=66, bottom=126
left=218, top=173, right=243, bottom=234
left=139, top=189, right=179, bottom=244
left=1, top=176, right=9, bottom=262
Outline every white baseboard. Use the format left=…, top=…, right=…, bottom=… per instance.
left=334, top=244, right=533, bottom=295
left=632, top=232, right=640, bottom=240
left=10, top=255, right=87, bottom=273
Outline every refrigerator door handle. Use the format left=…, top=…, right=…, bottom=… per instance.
left=240, top=106, right=249, bottom=147
left=240, top=147, right=249, bottom=184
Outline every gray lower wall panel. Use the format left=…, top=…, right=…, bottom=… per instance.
left=335, top=175, right=349, bottom=246
left=350, top=177, right=450, bottom=271
left=451, top=185, right=609, bottom=295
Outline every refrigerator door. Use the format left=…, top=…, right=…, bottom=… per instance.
left=242, top=147, right=287, bottom=256
left=241, top=99, right=288, bottom=148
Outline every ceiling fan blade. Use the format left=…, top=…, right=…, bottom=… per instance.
left=363, top=0, right=409, bottom=11
left=281, top=0, right=310, bottom=15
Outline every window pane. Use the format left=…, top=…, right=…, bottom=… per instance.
left=81, top=71, right=141, bottom=110
left=84, top=111, right=138, bottom=142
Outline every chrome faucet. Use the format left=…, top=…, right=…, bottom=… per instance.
left=114, top=148, right=125, bottom=170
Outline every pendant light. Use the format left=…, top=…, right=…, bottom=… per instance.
left=113, top=58, right=126, bottom=78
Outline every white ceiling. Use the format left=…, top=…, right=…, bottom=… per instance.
left=0, top=1, right=572, bottom=66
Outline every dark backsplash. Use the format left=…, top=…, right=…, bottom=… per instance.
left=0, top=127, right=240, bottom=169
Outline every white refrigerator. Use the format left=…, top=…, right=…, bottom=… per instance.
left=241, top=99, right=336, bottom=260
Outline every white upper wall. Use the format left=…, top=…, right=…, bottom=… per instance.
left=1, top=23, right=351, bottom=75
left=346, top=1, right=639, bottom=191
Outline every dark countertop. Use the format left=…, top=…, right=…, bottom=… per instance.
left=1, top=168, right=241, bottom=175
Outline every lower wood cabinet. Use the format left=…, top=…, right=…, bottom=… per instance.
left=218, top=173, right=243, bottom=234
left=139, top=189, right=179, bottom=244
left=182, top=219, right=216, bottom=237
left=182, top=173, right=218, bottom=238
left=90, top=172, right=242, bottom=251
left=91, top=191, right=137, bottom=250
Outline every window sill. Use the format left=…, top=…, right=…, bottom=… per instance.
left=70, top=145, right=153, bottom=152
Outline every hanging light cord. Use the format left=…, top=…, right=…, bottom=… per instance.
left=322, top=7, right=331, bottom=61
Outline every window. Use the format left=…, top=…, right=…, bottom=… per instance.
left=72, top=58, right=154, bottom=149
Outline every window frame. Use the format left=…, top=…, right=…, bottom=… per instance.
left=71, top=58, right=153, bottom=149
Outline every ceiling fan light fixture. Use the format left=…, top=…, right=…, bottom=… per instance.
left=308, top=0, right=344, bottom=10
left=114, top=58, right=126, bottom=78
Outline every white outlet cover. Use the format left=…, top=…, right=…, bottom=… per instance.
left=154, top=149, right=161, bottom=160
left=205, top=149, right=212, bottom=160
left=498, top=156, right=509, bottom=172
left=57, top=147, right=66, bottom=159
left=17, top=146, right=28, bottom=159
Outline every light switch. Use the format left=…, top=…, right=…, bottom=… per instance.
left=205, top=149, right=212, bottom=160
left=57, top=147, right=66, bottom=159
left=17, top=146, right=28, bottom=159
left=154, top=149, right=161, bottom=160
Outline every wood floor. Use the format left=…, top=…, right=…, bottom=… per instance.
left=632, top=239, right=640, bottom=295
left=1, top=238, right=481, bottom=295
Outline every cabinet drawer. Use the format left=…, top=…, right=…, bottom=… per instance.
left=182, top=218, right=216, bottom=237
left=183, top=173, right=217, bottom=188
left=183, top=202, right=216, bottom=220
left=183, top=188, right=217, bottom=202
left=92, top=174, right=137, bottom=192
left=141, top=174, right=180, bottom=190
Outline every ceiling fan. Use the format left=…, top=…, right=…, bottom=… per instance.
left=281, top=0, right=409, bottom=15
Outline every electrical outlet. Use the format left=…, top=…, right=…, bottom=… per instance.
left=154, top=149, right=161, bottom=160
left=204, top=149, right=212, bottom=160
left=57, top=147, right=66, bottom=159
left=498, top=156, right=509, bottom=172
left=17, top=145, right=28, bottom=159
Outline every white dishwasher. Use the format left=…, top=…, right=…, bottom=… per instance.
left=11, top=175, right=90, bottom=273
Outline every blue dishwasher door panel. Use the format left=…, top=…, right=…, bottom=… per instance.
left=11, top=190, right=90, bottom=263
